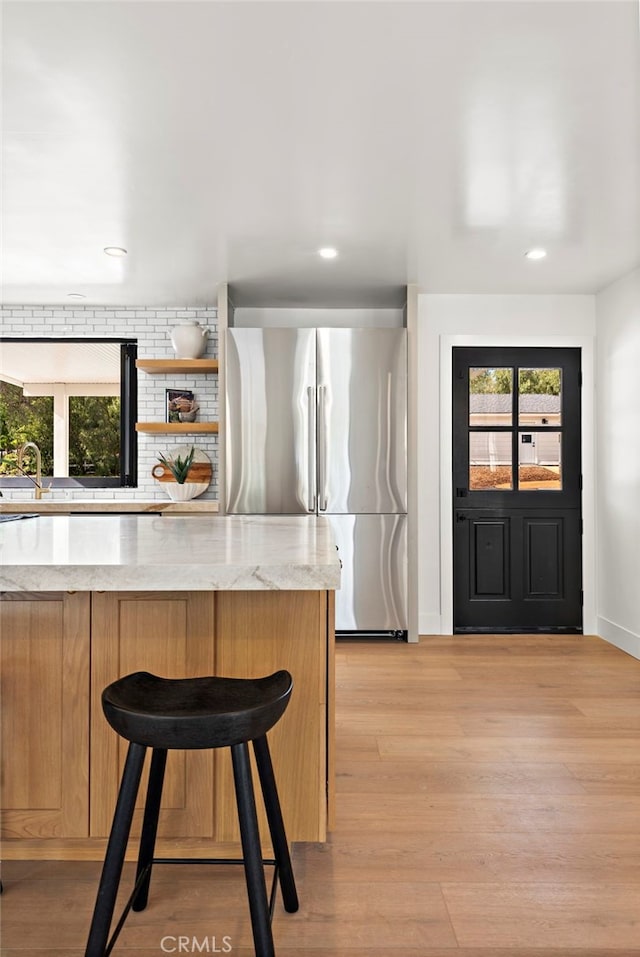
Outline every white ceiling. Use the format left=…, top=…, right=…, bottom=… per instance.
left=2, top=0, right=639, bottom=308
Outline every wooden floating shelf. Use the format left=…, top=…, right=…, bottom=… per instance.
left=136, top=359, right=219, bottom=374
left=136, top=422, right=219, bottom=434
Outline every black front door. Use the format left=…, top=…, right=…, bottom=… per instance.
left=453, top=347, right=582, bottom=633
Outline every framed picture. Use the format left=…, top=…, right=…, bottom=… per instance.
left=165, top=389, right=194, bottom=423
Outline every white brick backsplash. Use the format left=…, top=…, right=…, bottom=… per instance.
left=1, top=304, right=219, bottom=501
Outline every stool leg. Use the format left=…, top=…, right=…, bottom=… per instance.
left=85, top=742, right=146, bottom=957
left=132, top=747, right=167, bottom=912
left=253, top=735, right=299, bottom=913
left=231, top=742, right=275, bottom=957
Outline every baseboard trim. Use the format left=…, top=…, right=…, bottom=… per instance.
left=597, top=617, right=640, bottom=661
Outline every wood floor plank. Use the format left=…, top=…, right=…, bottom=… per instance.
left=337, top=692, right=584, bottom=714
left=441, top=883, right=640, bottom=949
left=336, top=713, right=464, bottom=735
left=570, top=696, right=640, bottom=718
left=336, top=792, right=640, bottom=833
left=456, top=713, right=640, bottom=737
left=336, top=759, right=589, bottom=794
left=377, top=734, right=640, bottom=762
left=565, top=762, right=640, bottom=793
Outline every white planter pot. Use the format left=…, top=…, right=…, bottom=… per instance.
left=165, top=482, right=209, bottom=501
left=170, top=320, right=208, bottom=359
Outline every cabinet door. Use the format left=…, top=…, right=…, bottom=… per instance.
left=0, top=591, right=90, bottom=838
left=215, top=590, right=328, bottom=843
left=90, top=591, right=215, bottom=838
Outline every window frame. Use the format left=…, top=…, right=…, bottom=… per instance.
left=0, top=337, right=138, bottom=489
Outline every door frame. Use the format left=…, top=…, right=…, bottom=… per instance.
left=439, top=334, right=596, bottom=636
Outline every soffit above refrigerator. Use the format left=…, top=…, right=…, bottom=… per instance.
left=231, top=307, right=405, bottom=329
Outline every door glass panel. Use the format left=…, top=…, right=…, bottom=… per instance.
left=518, top=368, right=562, bottom=426
left=469, top=433, right=513, bottom=490
left=518, top=432, right=562, bottom=489
left=469, top=367, right=513, bottom=426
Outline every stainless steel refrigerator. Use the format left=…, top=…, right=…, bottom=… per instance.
left=225, top=327, right=408, bottom=638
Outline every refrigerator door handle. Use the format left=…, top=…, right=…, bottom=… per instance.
left=307, top=386, right=316, bottom=511
left=318, top=384, right=328, bottom=511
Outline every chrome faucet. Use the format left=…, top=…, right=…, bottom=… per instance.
left=17, top=442, right=50, bottom=499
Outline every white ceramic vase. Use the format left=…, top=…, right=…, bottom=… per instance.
left=170, top=320, right=208, bottom=359
left=165, top=482, right=208, bottom=501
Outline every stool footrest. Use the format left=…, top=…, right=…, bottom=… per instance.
left=150, top=857, right=282, bottom=918
left=152, top=856, right=277, bottom=866
left=105, top=857, right=282, bottom=956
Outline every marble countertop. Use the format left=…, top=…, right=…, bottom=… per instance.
left=0, top=514, right=341, bottom=592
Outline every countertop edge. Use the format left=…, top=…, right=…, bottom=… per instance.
left=0, top=565, right=341, bottom=592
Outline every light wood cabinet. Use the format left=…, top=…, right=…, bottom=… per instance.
left=0, top=592, right=90, bottom=839
left=90, top=591, right=216, bottom=839
left=215, top=590, right=329, bottom=843
left=2, top=588, right=333, bottom=857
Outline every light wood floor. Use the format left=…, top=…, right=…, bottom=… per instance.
left=2, top=634, right=640, bottom=956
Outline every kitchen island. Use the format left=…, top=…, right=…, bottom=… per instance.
left=0, top=514, right=340, bottom=861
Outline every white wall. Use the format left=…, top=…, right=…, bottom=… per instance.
left=416, top=294, right=596, bottom=635
left=595, top=267, right=640, bottom=658
left=0, top=305, right=219, bottom=500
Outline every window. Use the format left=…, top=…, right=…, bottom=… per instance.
left=0, top=339, right=137, bottom=488
left=468, top=365, right=562, bottom=491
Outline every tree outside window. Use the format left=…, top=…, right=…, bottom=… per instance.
left=0, top=382, right=120, bottom=477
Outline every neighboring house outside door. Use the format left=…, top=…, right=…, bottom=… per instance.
left=469, top=394, right=562, bottom=474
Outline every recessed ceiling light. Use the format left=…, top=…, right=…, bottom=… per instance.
left=67, top=292, right=86, bottom=300
left=525, top=248, right=547, bottom=261
left=318, top=247, right=338, bottom=260
left=103, top=246, right=128, bottom=257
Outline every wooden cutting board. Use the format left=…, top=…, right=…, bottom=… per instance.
left=151, top=462, right=213, bottom=483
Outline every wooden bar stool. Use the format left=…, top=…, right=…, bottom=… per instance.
left=84, top=670, right=299, bottom=957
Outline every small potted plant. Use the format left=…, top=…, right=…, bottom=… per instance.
left=157, top=446, right=195, bottom=483
left=152, top=446, right=209, bottom=501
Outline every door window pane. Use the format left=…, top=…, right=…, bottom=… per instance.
left=469, top=432, right=513, bottom=490
left=518, top=368, right=562, bottom=426
left=469, top=367, right=513, bottom=426
left=518, top=432, right=562, bottom=489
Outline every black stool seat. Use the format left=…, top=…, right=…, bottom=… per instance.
left=103, top=670, right=293, bottom=749
left=85, top=669, right=299, bottom=957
